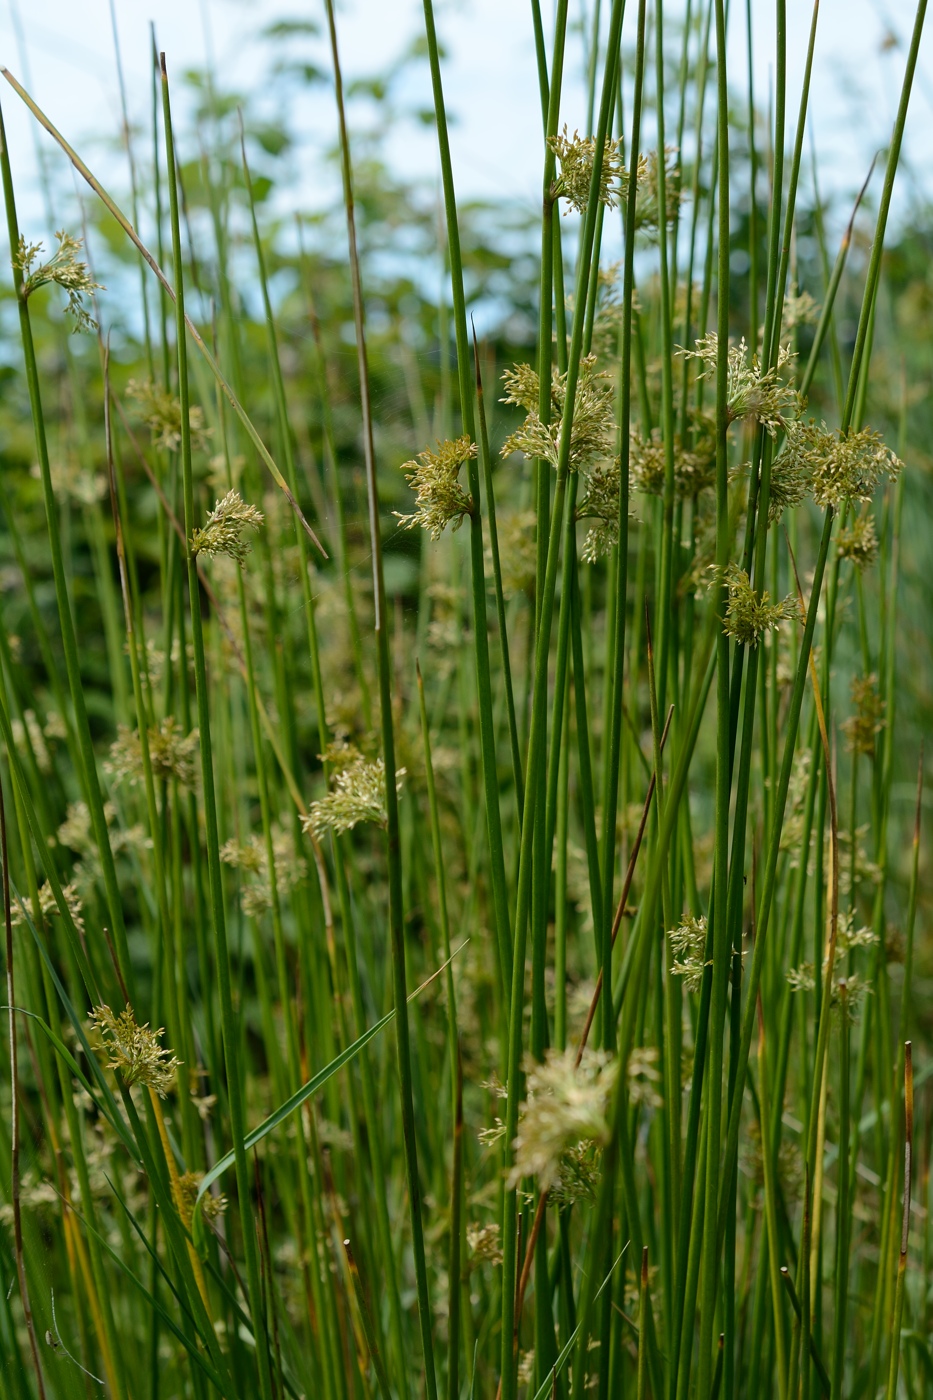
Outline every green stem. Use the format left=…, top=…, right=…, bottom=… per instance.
left=321, top=9, right=437, bottom=1394
left=159, top=55, right=274, bottom=1399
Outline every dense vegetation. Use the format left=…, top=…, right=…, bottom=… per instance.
left=0, top=3, right=931, bottom=1398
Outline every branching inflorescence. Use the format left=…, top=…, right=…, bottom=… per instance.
left=777, top=421, right=903, bottom=510
left=15, top=230, right=102, bottom=331
left=191, top=490, right=265, bottom=565
left=680, top=333, right=803, bottom=437
left=501, top=357, right=616, bottom=472
left=396, top=435, right=475, bottom=540
left=715, top=564, right=800, bottom=647
left=302, top=742, right=405, bottom=839
left=90, top=1005, right=182, bottom=1098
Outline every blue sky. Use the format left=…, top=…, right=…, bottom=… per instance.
left=0, top=0, right=929, bottom=233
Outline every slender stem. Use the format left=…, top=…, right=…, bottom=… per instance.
left=159, top=55, right=274, bottom=1399
left=321, top=10, right=438, bottom=1393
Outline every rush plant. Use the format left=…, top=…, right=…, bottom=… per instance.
left=0, top=1, right=929, bottom=1398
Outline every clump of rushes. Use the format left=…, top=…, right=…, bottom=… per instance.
left=716, top=563, right=800, bottom=646
left=501, top=356, right=615, bottom=470
left=14, top=229, right=101, bottom=330
left=126, top=378, right=213, bottom=454
left=396, top=435, right=475, bottom=538
left=191, top=489, right=265, bottom=565
left=547, top=125, right=625, bottom=212
left=508, top=1048, right=617, bottom=1190
left=302, top=743, right=405, bottom=838
left=681, top=332, right=803, bottom=435
left=106, top=717, right=199, bottom=789
left=90, top=1005, right=182, bottom=1097
left=0, top=0, right=928, bottom=1395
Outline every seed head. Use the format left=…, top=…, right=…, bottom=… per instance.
left=578, top=458, right=624, bottom=562
left=834, top=911, right=878, bottom=955
left=779, top=421, right=902, bottom=509
left=126, top=379, right=213, bottom=455
left=628, top=426, right=716, bottom=500
left=780, top=284, right=820, bottom=336
left=546, top=1141, right=602, bottom=1207
left=627, top=1045, right=663, bottom=1109
left=832, top=973, right=871, bottom=1023
left=767, top=441, right=813, bottom=523
left=395, top=436, right=475, bottom=540
left=508, top=1047, right=618, bottom=1191
left=176, top=1171, right=226, bottom=1228
left=841, top=673, right=884, bottom=757
left=669, top=914, right=710, bottom=992
left=714, top=564, right=800, bottom=648
left=15, top=231, right=103, bottom=332
left=501, top=356, right=616, bottom=473
left=786, top=962, right=815, bottom=993
left=220, top=824, right=306, bottom=916
left=465, top=1222, right=503, bottom=1272
left=303, top=748, right=405, bottom=839
left=548, top=126, right=625, bottom=214
left=90, top=1004, right=181, bottom=1097
left=624, top=148, right=686, bottom=233
left=491, top=509, right=537, bottom=593
left=191, top=490, right=265, bottom=566
left=12, top=881, right=84, bottom=934
left=10, top=707, right=51, bottom=773
left=30, top=456, right=107, bottom=506
left=679, top=334, right=803, bottom=437
left=107, top=717, right=199, bottom=790
left=837, top=511, right=879, bottom=569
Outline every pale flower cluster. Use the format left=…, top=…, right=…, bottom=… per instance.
left=30, top=457, right=107, bottom=506
left=191, top=490, right=265, bottom=566
left=127, top=379, right=213, bottom=456
left=501, top=356, right=616, bottom=473
left=395, top=436, right=475, bottom=541
left=778, top=421, right=902, bottom=510
left=680, top=334, right=802, bottom=437
left=508, top=1047, right=618, bottom=1191
left=15, top=230, right=102, bottom=332
left=548, top=126, right=625, bottom=214
left=841, top=674, right=884, bottom=758
left=107, top=717, right=199, bottom=790
left=837, top=512, right=879, bottom=570
left=465, top=1222, right=503, bottom=1273
left=669, top=914, right=710, bottom=993
left=12, top=880, right=84, bottom=933
left=578, top=458, right=625, bottom=563
left=303, top=744, right=405, bottom=839
left=10, top=707, right=55, bottom=774
left=625, top=148, right=686, bottom=233
left=220, top=825, right=307, bottom=917
left=177, top=1171, right=226, bottom=1227
left=90, top=1004, right=182, bottom=1098
left=628, top=426, right=716, bottom=499
left=714, top=565, right=800, bottom=648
